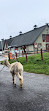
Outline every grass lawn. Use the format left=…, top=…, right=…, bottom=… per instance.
left=9, top=52, right=49, bottom=75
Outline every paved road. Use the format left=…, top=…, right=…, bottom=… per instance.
left=0, top=64, right=49, bottom=111
left=0, top=56, right=7, bottom=61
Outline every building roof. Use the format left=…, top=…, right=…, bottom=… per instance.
left=0, top=38, right=13, bottom=50
left=10, top=25, right=48, bottom=47
left=5, top=37, right=13, bottom=46
left=0, top=24, right=49, bottom=49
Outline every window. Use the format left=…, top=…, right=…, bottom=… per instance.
left=42, top=34, right=46, bottom=42
left=38, top=43, right=42, bottom=48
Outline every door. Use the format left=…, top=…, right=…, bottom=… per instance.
left=46, top=44, right=49, bottom=52
left=46, top=35, right=49, bottom=42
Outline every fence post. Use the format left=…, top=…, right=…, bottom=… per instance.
left=25, top=52, right=27, bottom=62
left=37, top=48, right=38, bottom=54
left=15, top=52, right=17, bottom=59
left=8, top=52, right=10, bottom=61
left=41, top=48, right=43, bottom=60
left=22, top=50, right=23, bottom=57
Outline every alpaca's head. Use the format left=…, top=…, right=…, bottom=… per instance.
left=0, top=59, right=10, bottom=68
left=0, top=59, right=8, bottom=65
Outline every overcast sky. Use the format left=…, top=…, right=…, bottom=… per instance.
left=0, top=0, right=49, bottom=40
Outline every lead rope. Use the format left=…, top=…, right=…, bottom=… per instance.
left=0, top=66, right=5, bottom=72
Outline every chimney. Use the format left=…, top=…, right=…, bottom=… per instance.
left=46, top=23, right=49, bottom=26
left=19, top=31, right=22, bottom=35
left=33, top=25, right=37, bottom=29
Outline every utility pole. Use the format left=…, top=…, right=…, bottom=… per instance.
left=1, top=40, right=3, bottom=53
left=1, top=38, right=4, bottom=54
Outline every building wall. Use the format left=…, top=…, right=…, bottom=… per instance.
left=25, top=26, right=49, bottom=52
left=26, top=45, right=34, bottom=52
left=17, top=26, right=49, bottom=52
left=35, top=26, right=49, bottom=50
left=18, top=47, right=22, bottom=53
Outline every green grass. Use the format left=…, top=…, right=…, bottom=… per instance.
left=9, top=52, right=49, bottom=75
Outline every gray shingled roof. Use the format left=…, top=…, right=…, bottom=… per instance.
left=5, top=38, right=13, bottom=46
left=0, top=38, right=13, bottom=50
left=10, top=25, right=47, bottom=47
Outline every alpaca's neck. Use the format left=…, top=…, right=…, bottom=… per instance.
left=6, top=61, right=11, bottom=68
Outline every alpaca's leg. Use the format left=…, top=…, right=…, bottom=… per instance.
left=14, top=75, right=16, bottom=86
left=12, top=74, right=16, bottom=86
left=12, top=74, right=14, bottom=84
left=17, top=72, right=23, bottom=88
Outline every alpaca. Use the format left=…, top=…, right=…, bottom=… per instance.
left=3, top=59, right=23, bottom=88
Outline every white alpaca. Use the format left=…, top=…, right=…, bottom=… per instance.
left=4, top=59, right=23, bottom=88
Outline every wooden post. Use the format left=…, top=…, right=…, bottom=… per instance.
left=37, top=48, right=38, bottom=54
left=15, top=52, right=17, bottom=59
left=25, top=52, right=27, bottom=62
left=8, top=52, right=10, bottom=61
left=22, top=50, right=23, bottom=57
left=41, top=48, right=43, bottom=60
